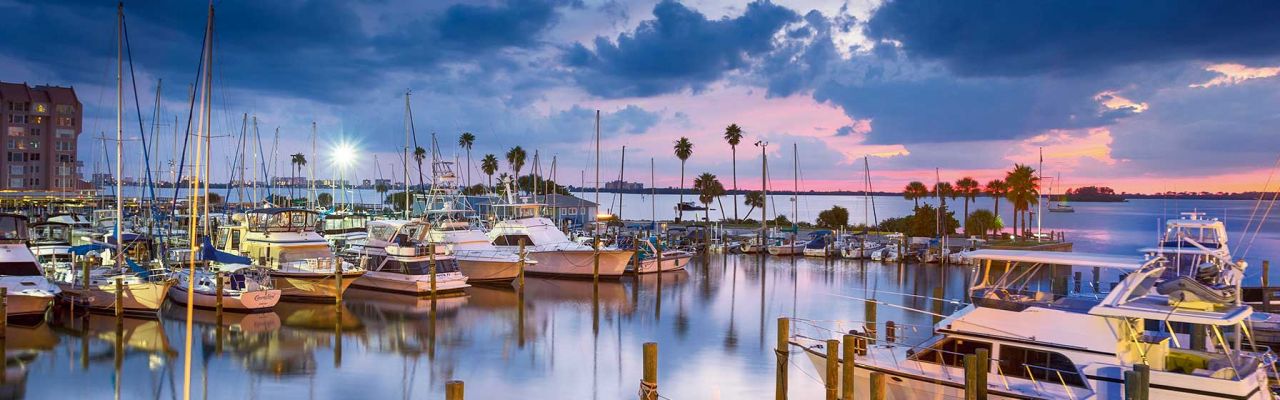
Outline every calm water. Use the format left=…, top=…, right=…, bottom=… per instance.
left=39, top=193, right=1280, bottom=398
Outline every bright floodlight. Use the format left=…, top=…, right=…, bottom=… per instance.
left=332, top=142, right=357, bottom=168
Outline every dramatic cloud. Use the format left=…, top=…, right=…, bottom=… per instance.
left=864, top=0, right=1280, bottom=77
left=1191, top=63, right=1280, bottom=88
left=562, top=0, right=798, bottom=97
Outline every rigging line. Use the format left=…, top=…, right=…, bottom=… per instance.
left=122, top=14, right=159, bottom=209
left=1234, top=152, right=1280, bottom=259
left=1240, top=187, right=1280, bottom=260
left=222, top=114, right=247, bottom=204
left=170, top=25, right=209, bottom=215
left=821, top=292, right=1035, bottom=340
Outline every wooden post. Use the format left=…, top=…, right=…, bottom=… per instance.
left=215, top=273, right=224, bottom=316
left=517, top=239, right=526, bottom=288
left=885, top=321, right=896, bottom=343
left=824, top=339, right=839, bottom=400
left=0, top=287, right=7, bottom=339
left=334, top=257, right=343, bottom=305
left=593, top=237, right=601, bottom=282
left=932, top=286, right=944, bottom=326
left=429, top=243, right=438, bottom=303
left=841, top=334, right=856, bottom=400
left=1124, top=365, right=1150, bottom=400
left=869, top=371, right=886, bottom=400
left=641, top=342, right=658, bottom=400
left=114, top=276, right=123, bottom=317
left=964, top=348, right=988, bottom=400
left=82, top=257, right=91, bottom=291
left=864, top=301, right=877, bottom=343
left=445, top=380, right=464, bottom=400
left=1263, top=260, right=1271, bottom=312
left=776, top=317, right=789, bottom=400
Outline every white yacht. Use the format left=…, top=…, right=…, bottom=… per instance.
left=28, top=222, right=73, bottom=272
left=347, top=219, right=469, bottom=295
left=216, top=208, right=364, bottom=301
left=318, top=212, right=369, bottom=253
left=488, top=203, right=633, bottom=279
left=419, top=159, right=525, bottom=284
left=45, top=213, right=94, bottom=245
left=0, top=214, right=61, bottom=319
left=793, top=249, right=1275, bottom=399
left=626, top=236, right=691, bottom=274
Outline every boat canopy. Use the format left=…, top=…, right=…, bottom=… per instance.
left=1089, top=265, right=1251, bottom=326
left=200, top=237, right=252, bottom=265
left=0, top=213, right=29, bottom=242
left=964, top=249, right=1155, bottom=270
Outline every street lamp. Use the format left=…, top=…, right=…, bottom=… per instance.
left=331, top=141, right=357, bottom=210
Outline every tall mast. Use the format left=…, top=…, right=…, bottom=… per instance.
left=184, top=4, right=215, bottom=400
left=251, top=116, right=259, bottom=205
left=650, top=158, right=655, bottom=232
left=863, top=156, right=870, bottom=228
left=237, top=114, right=247, bottom=205
left=594, top=110, right=601, bottom=227
left=310, top=121, right=317, bottom=209
left=757, top=140, right=768, bottom=250
left=619, top=146, right=626, bottom=222
left=1037, top=146, right=1043, bottom=240
left=403, top=90, right=411, bottom=219
left=114, top=2, right=123, bottom=272
left=792, top=143, right=798, bottom=239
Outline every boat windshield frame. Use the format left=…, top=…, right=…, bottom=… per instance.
left=245, top=209, right=320, bottom=233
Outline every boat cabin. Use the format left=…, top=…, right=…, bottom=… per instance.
left=28, top=222, right=71, bottom=246
left=320, top=213, right=368, bottom=235
left=0, top=214, right=29, bottom=243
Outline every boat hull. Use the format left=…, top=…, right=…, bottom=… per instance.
left=167, top=286, right=282, bottom=312
left=455, top=257, right=521, bottom=283
left=270, top=271, right=363, bottom=301
left=630, top=253, right=691, bottom=274
left=524, top=249, right=632, bottom=278
left=349, top=271, right=470, bottom=296
left=3, top=293, right=54, bottom=317
left=767, top=245, right=804, bottom=256
left=59, top=280, right=173, bottom=314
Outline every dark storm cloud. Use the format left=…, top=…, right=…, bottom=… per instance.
left=546, top=105, right=662, bottom=136
left=562, top=0, right=798, bottom=98
left=864, top=0, right=1280, bottom=77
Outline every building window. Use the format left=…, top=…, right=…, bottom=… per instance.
left=28, top=165, right=38, bottom=174
left=7, top=140, right=15, bottom=150
left=7, top=102, right=29, bottom=112
left=56, top=116, right=74, bottom=127
left=565, top=207, right=577, bottom=215
left=56, top=104, right=75, bottom=114
left=8, top=178, right=22, bottom=188
left=28, top=153, right=38, bottom=161
left=56, top=141, right=72, bottom=151
left=6, top=127, right=24, bottom=137
left=27, top=140, right=38, bottom=149
left=58, top=154, right=73, bottom=162
left=29, top=128, right=40, bottom=136
left=33, top=103, right=47, bottom=114
left=55, top=128, right=73, bottom=138
left=57, top=166, right=72, bottom=176
left=909, top=337, right=992, bottom=368
left=7, top=115, right=28, bottom=124
left=8, top=165, right=22, bottom=175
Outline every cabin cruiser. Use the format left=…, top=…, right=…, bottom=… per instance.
left=767, top=233, right=808, bottom=256
left=622, top=236, right=691, bottom=274
left=425, top=218, right=523, bottom=284
left=45, top=213, right=94, bottom=245
left=28, top=222, right=73, bottom=273
left=841, top=237, right=884, bottom=260
left=216, top=208, right=364, bottom=301
left=346, top=219, right=469, bottom=295
left=488, top=203, right=633, bottom=279
left=0, top=214, right=61, bottom=319
left=318, top=212, right=368, bottom=253
left=793, top=249, right=1275, bottom=399
left=168, top=238, right=281, bottom=312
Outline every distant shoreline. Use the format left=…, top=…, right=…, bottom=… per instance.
left=567, top=187, right=1270, bottom=201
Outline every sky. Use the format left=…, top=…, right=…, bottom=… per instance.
left=4, top=0, right=1280, bottom=194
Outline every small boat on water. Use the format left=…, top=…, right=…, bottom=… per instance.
left=625, top=236, right=692, bottom=274
left=0, top=214, right=61, bottom=319
left=347, top=219, right=469, bottom=296
left=168, top=238, right=280, bottom=312
left=217, top=208, right=364, bottom=301
left=488, top=200, right=633, bottom=279
left=801, top=230, right=836, bottom=257
left=793, top=249, right=1275, bottom=399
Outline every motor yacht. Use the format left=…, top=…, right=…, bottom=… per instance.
left=488, top=202, right=633, bottom=279
left=217, top=208, right=364, bottom=301
left=0, top=214, right=60, bottom=319
left=347, top=219, right=469, bottom=296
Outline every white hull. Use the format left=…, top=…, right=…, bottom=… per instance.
left=631, top=253, right=691, bottom=274
left=350, top=271, right=470, bottom=296
left=767, top=245, right=804, bottom=256
left=802, top=247, right=832, bottom=257
left=454, top=257, right=521, bottom=283
left=520, top=249, right=632, bottom=278
left=167, top=285, right=281, bottom=312
left=59, top=279, right=173, bottom=314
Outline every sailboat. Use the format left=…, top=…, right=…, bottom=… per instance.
left=767, top=143, right=806, bottom=256
left=1048, top=172, right=1075, bottom=213
left=53, top=4, right=172, bottom=315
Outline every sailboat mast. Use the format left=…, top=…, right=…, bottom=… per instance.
left=1037, top=146, right=1043, bottom=240
left=619, top=146, right=626, bottom=222
left=114, top=3, right=124, bottom=270
left=310, top=121, right=317, bottom=209
left=863, top=156, right=869, bottom=227
left=792, top=143, right=798, bottom=236
left=251, top=116, right=259, bottom=205
left=403, top=91, right=411, bottom=219
left=594, top=109, right=601, bottom=229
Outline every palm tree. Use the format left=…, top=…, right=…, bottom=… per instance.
left=955, top=177, right=979, bottom=233
left=1004, top=164, right=1039, bottom=239
left=933, top=181, right=955, bottom=233
left=903, top=181, right=928, bottom=209
left=481, top=154, right=499, bottom=189
left=744, top=190, right=765, bottom=220
left=413, top=146, right=427, bottom=187
left=723, top=123, right=743, bottom=221
left=458, top=132, right=475, bottom=187
left=673, top=137, right=693, bottom=222
left=505, top=146, right=526, bottom=190
left=984, top=179, right=1007, bottom=234
left=694, top=172, right=727, bottom=222
left=290, top=153, right=306, bottom=200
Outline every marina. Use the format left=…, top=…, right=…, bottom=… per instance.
left=2, top=1, right=1280, bottom=399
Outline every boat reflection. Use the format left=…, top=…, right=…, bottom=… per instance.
left=0, top=321, right=59, bottom=398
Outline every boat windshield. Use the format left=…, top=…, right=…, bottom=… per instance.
left=0, top=216, right=28, bottom=241
left=276, top=245, right=334, bottom=263
left=248, top=210, right=319, bottom=233
left=322, top=215, right=367, bottom=232
left=0, top=261, right=42, bottom=276
left=30, top=224, right=70, bottom=243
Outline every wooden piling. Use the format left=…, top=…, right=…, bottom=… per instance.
left=932, top=286, right=944, bottom=326
left=114, top=277, right=123, bottom=317
left=1263, top=260, right=1271, bottom=312
left=776, top=317, right=789, bottom=400
left=641, top=342, right=658, bottom=400
left=334, top=257, right=343, bottom=305
left=429, top=243, right=438, bottom=303
left=593, top=237, right=601, bottom=283
left=824, top=339, right=839, bottom=400
left=869, top=371, right=886, bottom=400
left=964, top=348, right=988, bottom=400
left=82, top=257, right=91, bottom=291
left=885, top=321, right=896, bottom=343
left=864, top=301, right=877, bottom=343
left=445, top=380, right=464, bottom=400
left=841, top=334, right=856, bottom=400
left=215, top=272, right=224, bottom=355
left=517, top=239, right=526, bottom=288
left=1130, top=364, right=1150, bottom=400
left=0, top=287, right=7, bottom=339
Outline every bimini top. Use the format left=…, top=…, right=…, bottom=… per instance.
left=245, top=207, right=319, bottom=215
left=964, top=249, right=1155, bottom=270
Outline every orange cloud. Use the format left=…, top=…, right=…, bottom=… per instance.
left=1094, top=90, right=1148, bottom=113
left=1191, top=63, right=1280, bottom=88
